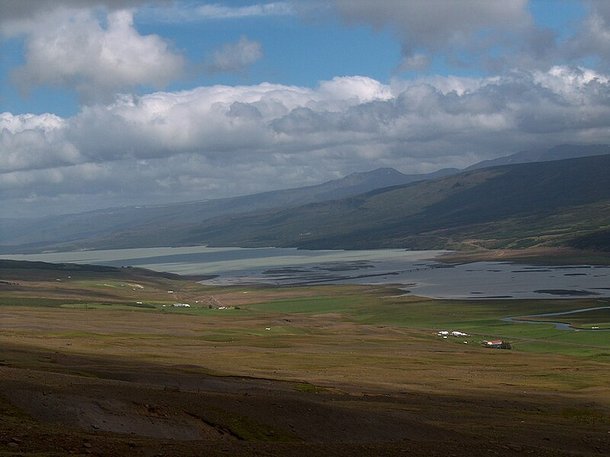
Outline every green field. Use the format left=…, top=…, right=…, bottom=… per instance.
left=515, top=307, right=610, bottom=330
left=1, top=261, right=609, bottom=456
left=4, top=278, right=609, bottom=358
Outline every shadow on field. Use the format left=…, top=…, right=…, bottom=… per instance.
left=1, top=342, right=608, bottom=457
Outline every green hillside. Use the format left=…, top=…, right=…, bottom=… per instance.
left=183, top=154, right=610, bottom=250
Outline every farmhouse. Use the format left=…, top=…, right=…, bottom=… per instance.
left=483, top=340, right=512, bottom=349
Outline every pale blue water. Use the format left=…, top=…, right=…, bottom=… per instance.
left=4, top=246, right=610, bottom=299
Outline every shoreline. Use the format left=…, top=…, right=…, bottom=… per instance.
left=437, top=247, right=610, bottom=266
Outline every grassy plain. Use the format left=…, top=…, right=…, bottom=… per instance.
left=1, top=261, right=609, bottom=456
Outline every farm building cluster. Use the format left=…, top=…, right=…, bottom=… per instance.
left=437, top=330, right=512, bottom=349
left=437, top=330, right=468, bottom=338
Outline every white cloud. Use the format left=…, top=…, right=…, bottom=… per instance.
left=0, top=113, right=80, bottom=172
left=0, top=112, right=65, bottom=134
left=564, top=1, right=610, bottom=70
left=318, top=76, right=393, bottom=104
left=531, top=66, right=609, bottom=100
left=332, top=0, right=532, bottom=71
left=0, top=0, right=157, bottom=35
left=134, top=1, right=294, bottom=23
left=196, top=2, right=294, bottom=19
left=8, top=7, right=184, bottom=102
left=334, top=0, right=530, bottom=41
left=206, top=36, right=263, bottom=73
left=3, top=68, right=610, bottom=215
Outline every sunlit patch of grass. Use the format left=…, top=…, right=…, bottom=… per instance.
left=248, top=295, right=365, bottom=314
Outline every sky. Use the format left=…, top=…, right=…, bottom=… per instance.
left=2, top=0, right=610, bottom=217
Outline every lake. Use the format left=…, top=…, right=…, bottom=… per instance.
left=4, top=246, right=610, bottom=299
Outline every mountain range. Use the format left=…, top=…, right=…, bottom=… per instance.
left=185, top=153, right=610, bottom=251
left=465, top=144, right=610, bottom=170
left=2, top=144, right=610, bottom=253
left=0, top=166, right=455, bottom=252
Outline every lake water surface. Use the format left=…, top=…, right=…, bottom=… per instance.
left=4, top=246, right=610, bottom=300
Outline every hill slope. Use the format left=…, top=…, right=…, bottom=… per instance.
left=466, top=143, right=610, bottom=170
left=181, top=154, right=610, bottom=250
left=1, top=167, right=453, bottom=252
left=3, top=144, right=610, bottom=253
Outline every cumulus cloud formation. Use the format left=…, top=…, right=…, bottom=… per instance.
left=5, top=1, right=610, bottom=216
left=205, top=36, right=263, bottom=73
left=0, top=113, right=80, bottom=173
left=8, top=7, right=184, bottom=102
left=3, top=67, right=610, bottom=215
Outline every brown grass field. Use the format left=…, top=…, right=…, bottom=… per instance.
left=1, top=261, right=609, bottom=456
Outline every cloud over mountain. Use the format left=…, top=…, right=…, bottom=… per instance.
left=4, top=1, right=610, bottom=217
left=3, top=67, right=610, bottom=216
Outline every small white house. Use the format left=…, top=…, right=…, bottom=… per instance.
left=437, top=330, right=468, bottom=337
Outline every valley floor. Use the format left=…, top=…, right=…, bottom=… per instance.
left=0, top=261, right=609, bottom=456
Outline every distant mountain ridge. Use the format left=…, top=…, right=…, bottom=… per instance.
left=2, top=144, right=610, bottom=253
left=179, top=154, right=610, bottom=251
left=0, top=166, right=452, bottom=252
left=466, top=144, right=610, bottom=170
